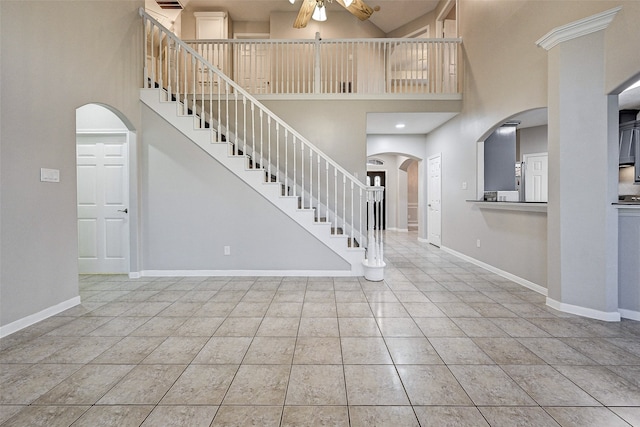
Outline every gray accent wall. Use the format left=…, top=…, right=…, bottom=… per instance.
left=484, top=128, right=516, bottom=192
left=0, top=0, right=144, bottom=329
left=140, top=105, right=350, bottom=272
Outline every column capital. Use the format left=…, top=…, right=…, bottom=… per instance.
left=536, top=6, right=621, bottom=51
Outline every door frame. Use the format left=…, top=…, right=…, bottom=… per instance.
left=436, top=0, right=457, bottom=38
left=427, top=153, right=442, bottom=247
left=523, top=151, right=549, bottom=202
left=76, top=130, right=132, bottom=274
left=75, top=102, right=139, bottom=277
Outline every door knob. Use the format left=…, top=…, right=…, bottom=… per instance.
left=118, top=208, right=128, bottom=214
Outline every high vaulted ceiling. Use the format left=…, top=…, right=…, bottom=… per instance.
left=168, top=0, right=440, bottom=34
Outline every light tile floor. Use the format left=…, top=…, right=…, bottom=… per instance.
left=1, top=231, right=640, bottom=426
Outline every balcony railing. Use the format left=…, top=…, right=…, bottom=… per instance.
left=184, top=34, right=462, bottom=96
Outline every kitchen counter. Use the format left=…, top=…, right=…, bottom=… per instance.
left=467, top=200, right=547, bottom=213
left=618, top=207, right=640, bottom=320
left=612, top=203, right=640, bottom=209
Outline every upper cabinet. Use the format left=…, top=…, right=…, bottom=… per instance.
left=619, top=110, right=638, bottom=166
left=618, top=110, right=640, bottom=183
left=619, top=120, right=638, bottom=164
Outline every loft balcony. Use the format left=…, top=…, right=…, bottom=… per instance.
left=149, top=33, right=462, bottom=100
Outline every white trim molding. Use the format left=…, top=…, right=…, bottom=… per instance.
left=139, top=269, right=357, bottom=277
left=536, top=6, right=622, bottom=50
left=387, top=227, right=409, bottom=232
left=619, top=309, right=640, bottom=322
left=546, top=297, right=621, bottom=322
left=440, top=246, right=548, bottom=296
left=0, top=296, right=81, bottom=338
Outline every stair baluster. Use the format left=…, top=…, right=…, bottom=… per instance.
left=140, top=8, right=379, bottom=278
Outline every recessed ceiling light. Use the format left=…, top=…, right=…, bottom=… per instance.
left=395, top=123, right=405, bottom=129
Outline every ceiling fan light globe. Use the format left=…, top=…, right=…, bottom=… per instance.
left=312, top=5, right=327, bottom=21
left=344, top=0, right=353, bottom=6
left=289, top=0, right=295, bottom=3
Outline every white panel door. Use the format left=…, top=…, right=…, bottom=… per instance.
left=427, top=155, right=442, bottom=247
left=77, top=134, right=129, bottom=273
left=235, top=43, right=270, bottom=94
left=524, top=152, right=548, bottom=202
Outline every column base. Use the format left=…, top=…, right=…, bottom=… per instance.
left=362, top=260, right=386, bottom=282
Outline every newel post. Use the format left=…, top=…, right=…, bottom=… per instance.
left=363, top=186, right=386, bottom=281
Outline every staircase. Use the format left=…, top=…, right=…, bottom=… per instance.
left=139, top=8, right=385, bottom=278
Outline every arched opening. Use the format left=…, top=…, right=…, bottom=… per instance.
left=476, top=107, right=548, bottom=202
left=367, top=152, right=423, bottom=238
left=400, top=158, right=419, bottom=231
left=76, top=103, right=137, bottom=275
left=617, top=73, right=640, bottom=192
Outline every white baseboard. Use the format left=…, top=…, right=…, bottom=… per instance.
left=417, top=237, right=429, bottom=243
left=546, top=297, right=621, bottom=322
left=139, top=269, right=357, bottom=277
left=618, top=308, right=640, bottom=321
left=440, top=245, right=548, bottom=296
left=0, top=296, right=82, bottom=338
left=129, top=272, right=141, bottom=279
left=387, top=228, right=409, bottom=233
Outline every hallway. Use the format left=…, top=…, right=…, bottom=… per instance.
left=1, top=231, right=639, bottom=426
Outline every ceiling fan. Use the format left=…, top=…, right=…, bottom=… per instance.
left=290, top=0, right=375, bottom=29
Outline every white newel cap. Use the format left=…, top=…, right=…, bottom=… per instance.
left=536, top=6, right=622, bottom=51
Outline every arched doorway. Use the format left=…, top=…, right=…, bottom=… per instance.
left=76, top=104, right=137, bottom=274
left=400, top=158, right=419, bottom=231
left=367, top=153, right=424, bottom=238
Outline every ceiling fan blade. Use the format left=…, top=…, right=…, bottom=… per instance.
left=294, top=0, right=316, bottom=28
left=335, top=0, right=374, bottom=21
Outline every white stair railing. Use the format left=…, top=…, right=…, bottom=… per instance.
left=185, top=34, right=462, bottom=96
left=141, top=8, right=378, bottom=254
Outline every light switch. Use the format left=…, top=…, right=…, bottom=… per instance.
left=40, top=168, right=60, bottom=183
left=462, top=181, right=468, bottom=190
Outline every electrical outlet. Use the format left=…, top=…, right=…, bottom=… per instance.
left=476, top=239, right=481, bottom=248
left=224, top=246, right=231, bottom=256
left=462, top=181, right=468, bottom=190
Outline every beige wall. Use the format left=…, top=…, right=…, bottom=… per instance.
left=263, top=99, right=461, bottom=184
left=270, top=11, right=384, bottom=39
left=425, top=1, right=640, bottom=289
left=387, top=10, right=436, bottom=39
left=604, top=1, right=640, bottom=93
left=0, top=0, right=143, bottom=329
left=180, top=8, right=385, bottom=41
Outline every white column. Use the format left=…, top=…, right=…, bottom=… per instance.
left=537, top=8, right=621, bottom=321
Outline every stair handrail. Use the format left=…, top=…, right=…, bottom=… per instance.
left=139, top=7, right=365, bottom=194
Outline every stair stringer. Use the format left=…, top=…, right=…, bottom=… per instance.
left=141, top=88, right=365, bottom=275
